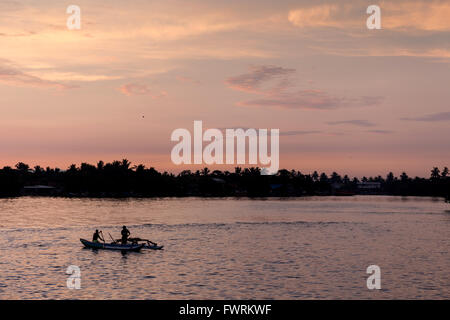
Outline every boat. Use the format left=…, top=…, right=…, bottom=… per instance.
left=80, top=238, right=144, bottom=251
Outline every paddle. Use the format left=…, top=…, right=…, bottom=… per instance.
left=99, top=231, right=106, bottom=243
left=108, top=232, right=117, bottom=244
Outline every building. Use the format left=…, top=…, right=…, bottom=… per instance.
left=22, top=185, right=57, bottom=196
left=356, top=182, right=381, bottom=194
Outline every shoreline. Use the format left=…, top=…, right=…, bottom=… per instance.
left=2, top=193, right=448, bottom=200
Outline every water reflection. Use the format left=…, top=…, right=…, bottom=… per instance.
left=0, top=196, right=448, bottom=299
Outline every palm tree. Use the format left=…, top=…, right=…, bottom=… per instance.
left=250, top=167, right=261, bottom=176
left=343, top=175, right=350, bottom=184
left=400, top=172, right=409, bottom=182
left=15, top=162, right=30, bottom=173
left=80, top=163, right=95, bottom=172
left=111, top=160, right=121, bottom=168
left=331, top=172, right=341, bottom=183
left=201, top=167, right=210, bottom=176
left=386, top=172, right=394, bottom=182
left=430, top=167, right=440, bottom=180
left=278, top=169, right=290, bottom=177
left=179, top=170, right=192, bottom=177
left=441, top=167, right=449, bottom=178
left=34, top=166, right=43, bottom=174
left=97, top=161, right=104, bottom=170
left=312, top=171, right=319, bottom=182
left=135, top=164, right=145, bottom=173
left=121, top=159, right=131, bottom=170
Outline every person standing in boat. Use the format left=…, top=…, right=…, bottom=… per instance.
left=121, top=226, right=131, bottom=244
left=92, top=229, right=104, bottom=243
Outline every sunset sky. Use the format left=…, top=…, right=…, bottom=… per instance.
left=1, top=0, right=449, bottom=177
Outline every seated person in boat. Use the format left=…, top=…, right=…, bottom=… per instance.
left=92, top=229, right=104, bottom=243
left=121, top=225, right=131, bottom=244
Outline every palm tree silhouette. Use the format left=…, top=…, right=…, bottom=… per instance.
left=431, top=167, right=440, bottom=180
left=1, top=160, right=448, bottom=198
left=441, top=167, right=448, bottom=178
left=201, top=167, right=210, bottom=176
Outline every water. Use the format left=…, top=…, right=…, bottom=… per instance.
left=0, top=196, right=448, bottom=299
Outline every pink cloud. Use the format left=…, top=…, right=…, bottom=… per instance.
left=401, top=111, right=450, bottom=122
left=0, top=60, right=77, bottom=90
left=225, top=65, right=295, bottom=94
left=117, top=83, right=167, bottom=98
left=237, top=90, right=348, bottom=110
left=227, top=65, right=383, bottom=110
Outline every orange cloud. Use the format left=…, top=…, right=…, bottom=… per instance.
left=288, top=1, right=450, bottom=31
left=117, top=83, right=167, bottom=98
left=288, top=5, right=340, bottom=28
left=382, top=0, right=450, bottom=31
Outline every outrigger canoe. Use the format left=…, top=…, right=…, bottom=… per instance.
left=80, top=238, right=144, bottom=251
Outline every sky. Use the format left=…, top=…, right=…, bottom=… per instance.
left=0, top=0, right=449, bottom=177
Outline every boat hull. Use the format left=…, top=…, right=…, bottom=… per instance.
left=80, top=239, right=144, bottom=251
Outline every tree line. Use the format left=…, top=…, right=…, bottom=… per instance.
left=0, top=160, right=449, bottom=198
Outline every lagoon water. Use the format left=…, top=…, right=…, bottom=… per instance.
left=0, top=196, right=449, bottom=299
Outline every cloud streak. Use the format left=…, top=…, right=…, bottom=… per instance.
left=288, top=1, right=450, bottom=32
left=225, top=65, right=295, bottom=94
left=401, top=111, right=450, bottom=122
left=227, top=65, right=383, bottom=110
left=237, top=90, right=347, bottom=110
left=218, top=128, right=323, bottom=136
left=327, top=120, right=376, bottom=127
left=0, top=60, right=76, bottom=90
left=367, top=130, right=394, bottom=134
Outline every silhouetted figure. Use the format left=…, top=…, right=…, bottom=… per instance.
left=121, top=226, right=130, bottom=244
left=92, top=229, right=104, bottom=243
